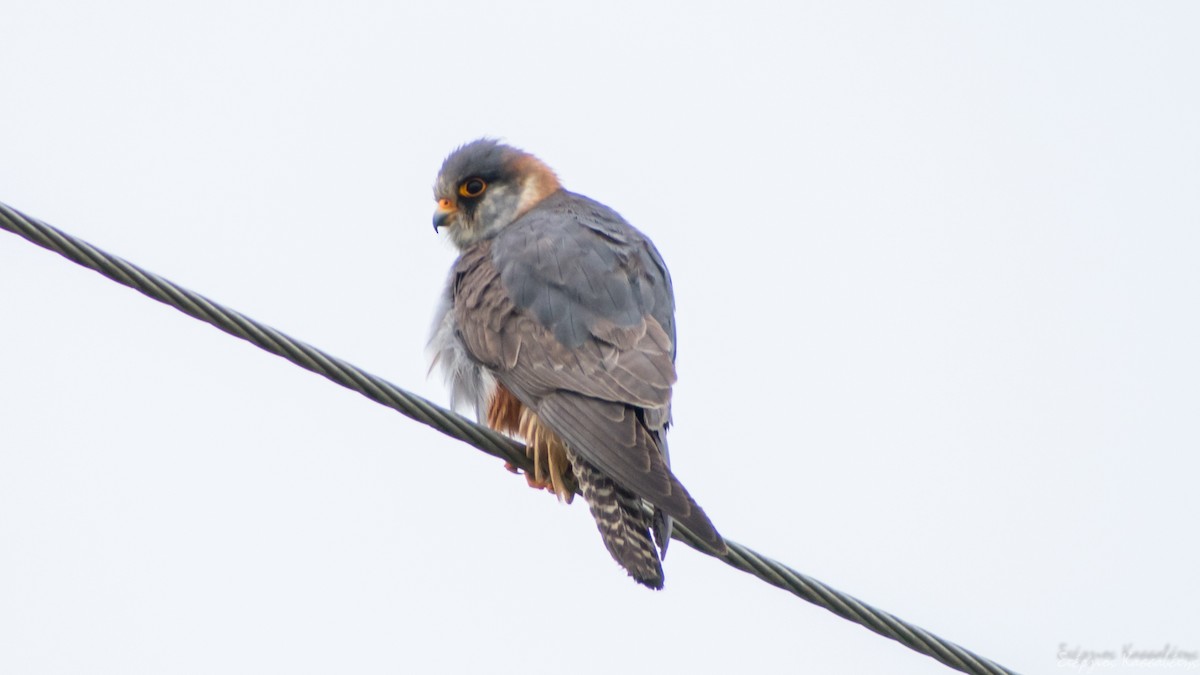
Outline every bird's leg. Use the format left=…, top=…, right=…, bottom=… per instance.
left=488, top=387, right=569, bottom=497
left=503, top=460, right=554, bottom=493
left=524, top=440, right=556, bottom=493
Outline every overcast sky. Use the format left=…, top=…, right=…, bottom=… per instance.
left=2, top=2, right=1198, bottom=674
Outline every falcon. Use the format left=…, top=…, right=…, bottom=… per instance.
left=428, top=139, right=725, bottom=588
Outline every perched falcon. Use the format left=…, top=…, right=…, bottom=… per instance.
left=428, top=139, right=725, bottom=588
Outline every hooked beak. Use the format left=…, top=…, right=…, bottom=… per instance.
left=433, top=198, right=455, bottom=232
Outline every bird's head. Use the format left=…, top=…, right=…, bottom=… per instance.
left=432, top=139, right=562, bottom=249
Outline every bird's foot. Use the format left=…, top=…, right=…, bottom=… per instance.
left=504, top=461, right=556, bottom=494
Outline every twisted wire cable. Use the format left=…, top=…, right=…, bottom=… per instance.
left=0, top=201, right=1019, bottom=675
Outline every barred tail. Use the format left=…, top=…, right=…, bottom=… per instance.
left=569, top=451, right=664, bottom=589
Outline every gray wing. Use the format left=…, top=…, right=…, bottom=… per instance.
left=452, top=190, right=723, bottom=550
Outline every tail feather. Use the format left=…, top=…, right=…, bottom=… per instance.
left=569, top=450, right=664, bottom=589
left=652, top=508, right=672, bottom=557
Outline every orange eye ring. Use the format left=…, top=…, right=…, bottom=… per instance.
left=459, top=177, right=487, bottom=198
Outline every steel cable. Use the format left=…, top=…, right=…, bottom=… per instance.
left=1, top=201, right=1019, bottom=675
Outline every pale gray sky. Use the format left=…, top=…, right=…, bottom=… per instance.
left=2, top=2, right=1198, bottom=673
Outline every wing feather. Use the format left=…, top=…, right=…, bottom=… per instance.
left=537, top=392, right=722, bottom=549
left=452, top=190, right=724, bottom=552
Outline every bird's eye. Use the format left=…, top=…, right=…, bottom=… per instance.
left=459, top=178, right=487, bottom=198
